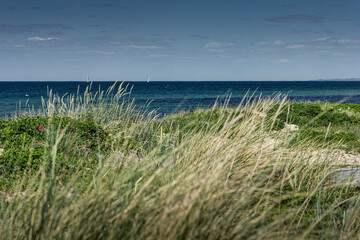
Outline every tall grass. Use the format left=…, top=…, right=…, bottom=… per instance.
left=1, top=83, right=360, bottom=239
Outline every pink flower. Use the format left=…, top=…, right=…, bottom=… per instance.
left=87, top=132, right=91, bottom=136
left=95, top=139, right=100, bottom=142
left=308, top=122, right=310, bottom=125
left=82, top=147, right=90, bottom=152
left=61, top=129, right=65, bottom=133
left=37, top=125, right=42, bottom=131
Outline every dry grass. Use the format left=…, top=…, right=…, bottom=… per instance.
left=1, top=83, right=360, bottom=239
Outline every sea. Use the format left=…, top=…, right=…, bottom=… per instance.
left=1, top=81, right=360, bottom=117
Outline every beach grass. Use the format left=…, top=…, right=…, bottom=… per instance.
left=1, top=83, right=360, bottom=239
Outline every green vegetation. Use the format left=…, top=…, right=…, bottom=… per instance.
left=270, top=102, right=360, bottom=152
left=1, top=84, right=360, bottom=239
left=0, top=116, right=108, bottom=189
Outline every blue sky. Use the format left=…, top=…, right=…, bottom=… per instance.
left=0, top=0, right=359, bottom=81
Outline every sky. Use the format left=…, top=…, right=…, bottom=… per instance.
left=0, top=0, right=359, bottom=81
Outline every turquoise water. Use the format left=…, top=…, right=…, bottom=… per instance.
left=1, top=81, right=360, bottom=116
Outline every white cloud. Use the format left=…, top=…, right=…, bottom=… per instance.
left=208, top=48, right=226, bottom=53
left=273, top=59, right=289, bottom=63
left=27, top=36, right=58, bottom=41
left=316, top=37, right=331, bottom=41
left=205, top=42, right=234, bottom=48
left=148, top=54, right=169, bottom=58
left=273, top=40, right=284, bottom=46
left=62, top=50, right=115, bottom=55
left=205, top=41, right=235, bottom=53
left=286, top=44, right=306, bottom=49
left=125, top=45, right=160, bottom=49
left=312, top=37, right=360, bottom=45
left=256, top=41, right=269, bottom=45
left=257, top=40, right=284, bottom=46
left=336, top=39, right=360, bottom=44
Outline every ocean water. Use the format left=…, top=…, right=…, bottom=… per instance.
left=1, top=81, right=360, bottom=117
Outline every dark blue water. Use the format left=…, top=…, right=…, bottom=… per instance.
left=2, top=81, right=360, bottom=116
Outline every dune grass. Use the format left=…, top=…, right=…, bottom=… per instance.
left=1, top=83, right=360, bottom=239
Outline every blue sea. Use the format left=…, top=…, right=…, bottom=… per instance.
left=1, top=81, right=360, bottom=117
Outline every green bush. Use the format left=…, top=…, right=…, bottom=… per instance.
left=0, top=116, right=109, bottom=190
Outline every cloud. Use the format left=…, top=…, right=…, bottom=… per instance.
left=148, top=54, right=169, bottom=58
left=283, top=37, right=360, bottom=52
left=0, top=23, right=73, bottom=34
left=310, top=37, right=360, bottom=47
left=256, top=40, right=284, bottom=46
left=273, top=40, right=284, bottom=46
left=189, top=34, right=211, bottom=40
left=286, top=44, right=306, bottom=49
left=205, top=42, right=234, bottom=48
left=125, top=45, right=160, bottom=49
left=290, top=29, right=343, bottom=35
left=336, top=39, right=360, bottom=44
left=205, top=42, right=235, bottom=53
left=266, top=14, right=323, bottom=23
left=273, top=59, right=289, bottom=63
left=27, top=36, right=59, bottom=41
left=256, top=41, right=269, bottom=45
left=62, top=50, right=115, bottom=55
left=316, top=37, right=331, bottom=41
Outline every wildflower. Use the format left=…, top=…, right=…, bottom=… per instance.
left=37, top=125, right=42, bottom=131
left=82, top=147, right=90, bottom=152
left=308, top=122, right=310, bottom=125
left=95, top=139, right=100, bottom=142
left=61, top=129, right=65, bottom=133
left=140, top=133, right=143, bottom=137
left=87, top=132, right=91, bottom=136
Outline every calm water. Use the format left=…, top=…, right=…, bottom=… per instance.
left=2, top=81, right=360, bottom=116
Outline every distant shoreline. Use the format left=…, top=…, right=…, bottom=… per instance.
left=0, top=78, right=359, bottom=82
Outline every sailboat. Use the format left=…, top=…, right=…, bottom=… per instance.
left=147, top=76, right=150, bottom=83
left=87, top=74, right=90, bottom=82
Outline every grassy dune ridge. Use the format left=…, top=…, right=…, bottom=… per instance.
left=1, top=83, right=360, bottom=239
